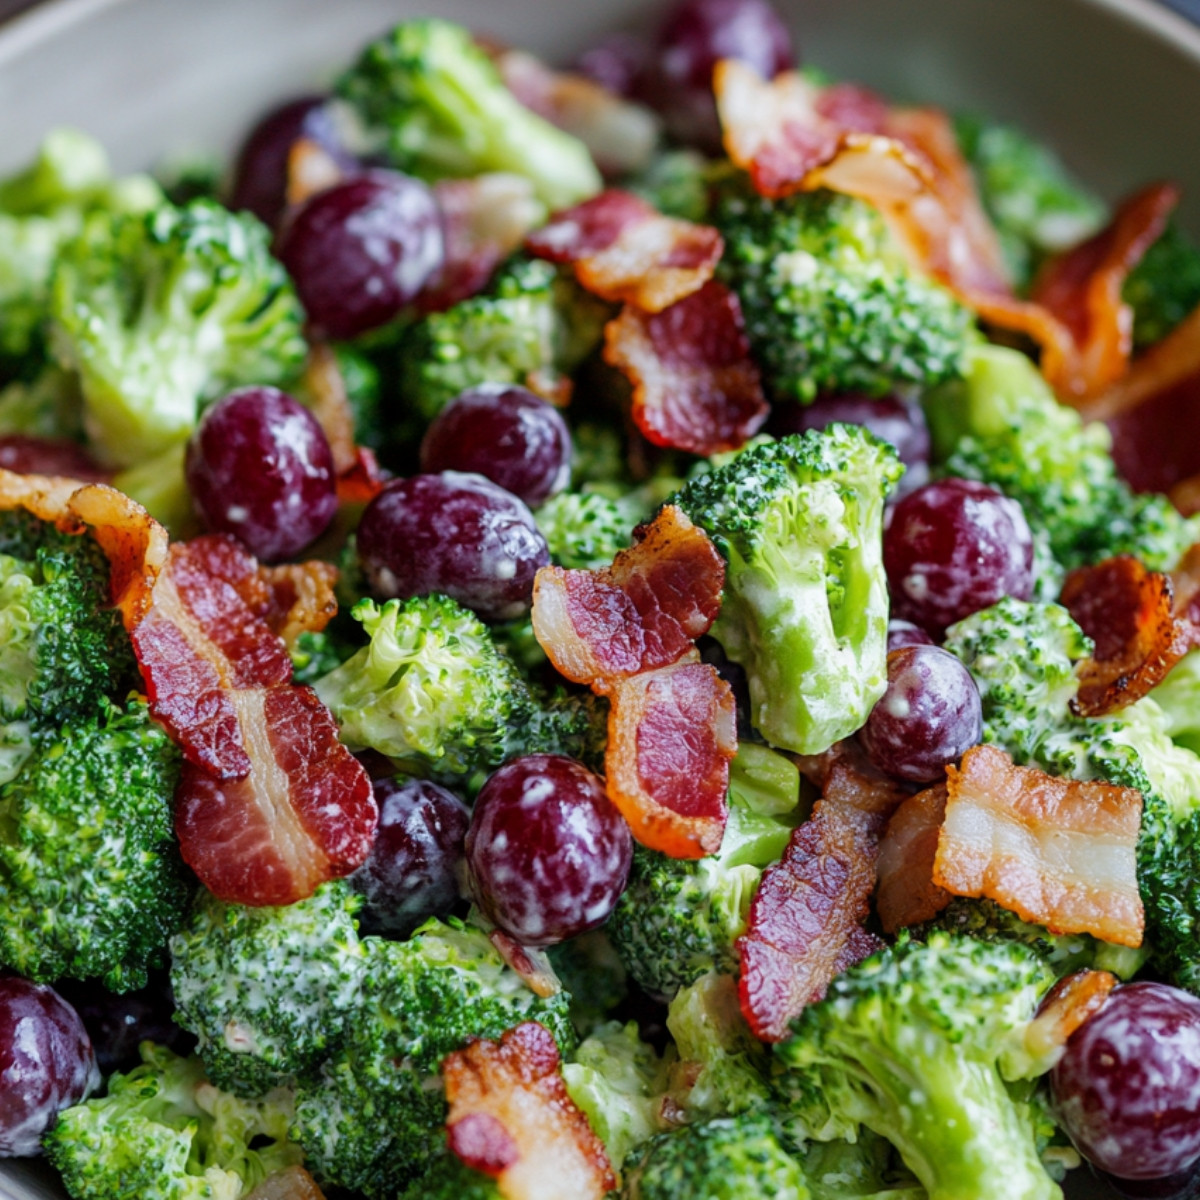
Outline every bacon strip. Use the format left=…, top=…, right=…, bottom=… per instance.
left=443, top=1022, right=616, bottom=1200
left=737, top=741, right=908, bottom=1042
left=1061, top=555, right=1194, bottom=717
left=526, top=189, right=723, bottom=313
left=934, top=745, right=1144, bottom=947
left=875, top=783, right=953, bottom=935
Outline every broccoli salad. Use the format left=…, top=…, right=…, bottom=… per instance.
left=4, top=1, right=1200, bottom=1198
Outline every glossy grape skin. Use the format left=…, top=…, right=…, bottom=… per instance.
left=185, top=386, right=338, bottom=562
left=275, top=169, right=444, bottom=339
left=650, top=0, right=794, bottom=149
left=860, top=645, right=983, bottom=782
left=356, top=472, right=550, bottom=622
left=1053, top=982, right=1200, bottom=1182
left=466, top=755, right=633, bottom=947
left=0, top=977, right=99, bottom=1157
left=228, top=95, right=354, bottom=230
left=884, top=477, right=1035, bottom=635
left=350, top=777, right=471, bottom=938
left=886, top=619, right=935, bottom=652
left=419, top=384, right=572, bottom=508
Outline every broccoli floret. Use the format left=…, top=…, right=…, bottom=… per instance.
left=337, top=19, right=600, bottom=208
left=289, top=919, right=574, bottom=1196
left=0, top=693, right=186, bottom=992
left=628, top=149, right=714, bottom=223
left=671, top=425, right=902, bottom=754
left=49, top=198, right=307, bottom=468
left=396, top=1154, right=503, bottom=1200
left=503, top=688, right=610, bottom=773
left=169, top=881, right=367, bottom=1097
left=926, top=342, right=1200, bottom=570
left=800, top=1132, right=925, bottom=1200
left=1123, top=221, right=1200, bottom=351
left=954, top=114, right=1106, bottom=290
left=713, top=179, right=972, bottom=401
left=777, top=933, right=1057, bottom=1200
left=608, top=743, right=801, bottom=997
left=1150, top=648, right=1200, bottom=755
left=333, top=342, right=383, bottom=448
left=536, top=490, right=631, bottom=570
left=45, top=1042, right=301, bottom=1200
left=547, top=930, right=629, bottom=1038
left=622, top=1114, right=811, bottom=1200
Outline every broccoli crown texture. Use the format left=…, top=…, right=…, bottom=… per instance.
left=777, top=933, right=1057, bottom=1200
left=336, top=18, right=600, bottom=208
left=536, top=490, right=631, bottom=571
left=800, top=1132, right=926, bottom=1200
left=396, top=1154, right=503, bottom=1200
left=622, top=1114, right=811, bottom=1200
left=289, top=919, right=575, bottom=1196
left=1122, top=220, right=1200, bottom=351
left=671, top=424, right=902, bottom=754
left=169, top=881, right=367, bottom=1097
left=45, top=1042, right=301, bottom=1200
left=49, top=198, right=306, bottom=468
left=0, top=694, right=186, bottom=992
left=713, top=180, right=972, bottom=401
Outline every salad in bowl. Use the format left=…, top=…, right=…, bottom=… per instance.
left=1, top=1, right=1200, bottom=1198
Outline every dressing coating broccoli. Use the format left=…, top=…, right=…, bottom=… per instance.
left=671, top=425, right=902, bottom=754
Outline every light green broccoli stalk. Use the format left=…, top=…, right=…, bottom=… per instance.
left=713, top=178, right=973, bottom=402
left=44, top=1042, right=302, bottom=1200
left=169, top=881, right=368, bottom=1097
left=671, top=425, right=902, bottom=754
left=49, top=198, right=307, bottom=468
left=1150, top=648, right=1200, bottom=756
left=336, top=18, right=600, bottom=208
left=777, top=933, right=1058, bottom=1200
left=1122, top=220, right=1200, bottom=351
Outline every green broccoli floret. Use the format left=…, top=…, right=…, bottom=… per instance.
left=333, top=343, right=383, bottom=448
left=169, top=881, right=367, bottom=1097
left=671, top=425, right=901, bottom=754
left=0, top=693, right=186, bottom=992
left=621, top=1114, right=811, bottom=1200
left=800, top=1132, right=925, bottom=1200
left=926, top=342, right=1200, bottom=570
left=536, top=490, right=630, bottom=570
left=1123, top=221, right=1200, bottom=351
left=608, top=743, right=801, bottom=996
left=713, top=179, right=972, bottom=401
left=290, top=919, right=575, bottom=1196
left=954, top=114, right=1106, bottom=290
left=547, top=930, right=629, bottom=1038
left=1150, top=648, right=1200, bottom=755
left=628, top=149, right=714, bottom=223
left=503, top=688, right=610, bottom=773
left=336, top=19, right=600, bottom=208
left=49, top=198, right=307, bottom=468
left=396, top=1154, right=503, bottom=1200
left=45, top=1042, right=301, bottom=1200
left=777, top=933, right=1057, bottom=1200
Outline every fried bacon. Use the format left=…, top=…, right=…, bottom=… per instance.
left=934, top=745, right=1144, bottom=947
left=876, top=783, right=953, bottom=935
left=244, top=1167, right=327, bottom=1200
left=1061, top=555, right=1194, bottom=717
left=603, top=281, right=769, bottom=455
left=442, top=1021, right=616, bottom=1200
left=526, top=189, right=723, bottom=313
left=1024, top=969, right=1117, bottom=1069
left=285, top=137, right=346, bottom=208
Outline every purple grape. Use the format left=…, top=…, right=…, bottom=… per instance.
left=886, top=619, right=935, bottom=652
left=466, top=754, right=633, bottom=946
left=229, top=95, right=354, bottom=230
left=350, top=777, right=471, bottom=938
left=859, top=645, right=982, bottom=782
left=186, top=386, right=338, bottom=562
left=572, top=33, right=649, bottom=98
left=1053, top=982, right=1200, bottom=1183
left=0, top=977, right=99, bottom=1157
left=884, top=477, right=1035, bottom=635
left=649, top=0, right=794, bottom=150
left=276, top=169, right=444, bottom=339
left=356, top=472, right=550, bottom=621
left=419, top=384, right=572, bottom=508
left=1100, top=1163, right=1200, bottom=1200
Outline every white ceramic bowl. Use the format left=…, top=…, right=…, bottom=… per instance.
left=2, top=1, right=1200, bottom=1197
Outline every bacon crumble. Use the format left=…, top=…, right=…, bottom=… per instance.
left=875, top=783, right=953, bottom=935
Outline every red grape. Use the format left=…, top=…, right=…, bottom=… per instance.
left=350, top=777, right=471, bottom=938
left=859, top=644, right=982, bottom=782
left=884, top=477, right=1035, bottom=635
left=275, top=169, right=444, bottom=339
left=186, top=386, right=338, bottom=562
left=355, top=472, right=550, bottom=622
left=0, top=977, right=99, bottom=1157
left=466, top=755, right=633, bottom=947
left=419, top=384, right=572, bottom=508
left=886, top=619, right=935, bottom=652
left=1053, top=982, right=1200, bottom=1182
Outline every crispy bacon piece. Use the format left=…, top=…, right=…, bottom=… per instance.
left=1024, top=969, right=1117, bottom=1069
left=286, top=137, right=346, bottom=208
left=1061, top=555, right=1193, bottom=717
left=244, top=1166, right=327, bottom=1200
left=603, top=281, right=769, bottom=455
left=258, top=561, right=339, bottom=648
left=531, top=504, right=724, bottom=683
left=442, top=1022, right=616, bottom=1200
left=527, top=189, right=723, bottom=313
left=876, top=783, right=953, bottom=935
left=934, top=745, right=1144, bottom=947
